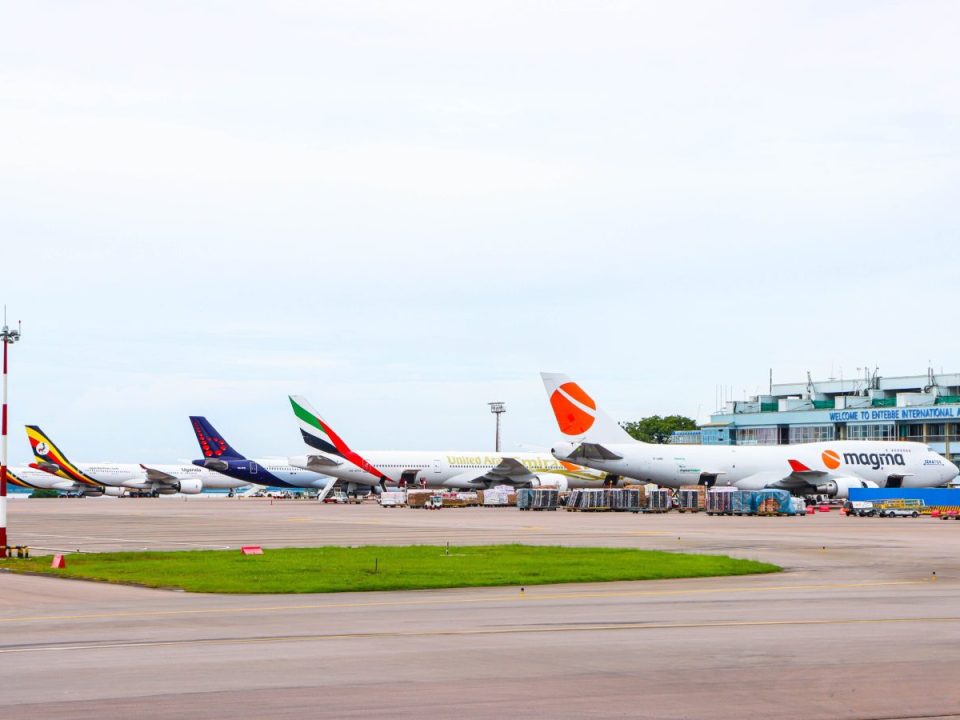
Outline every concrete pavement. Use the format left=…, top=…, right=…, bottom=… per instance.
left=1, top=498, right=959, bottom=718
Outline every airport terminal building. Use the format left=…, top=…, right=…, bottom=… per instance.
left=673, top=370, right=960, bottom=464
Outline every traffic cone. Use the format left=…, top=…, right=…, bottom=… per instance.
left=51, top=554, right=66, bottom=569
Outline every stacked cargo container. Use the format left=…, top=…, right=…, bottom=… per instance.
left=706, top=487, right=738, bottom=515
left=623, top=486, right=646, bottom=513
left=647, top=488, right=673, bottom=512
left=677, top=485, right=706, bottom=513
left=517, top=488, right=559, bottom=511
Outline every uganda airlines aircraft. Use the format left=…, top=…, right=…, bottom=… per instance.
left=5, top=466, right=125, bottom=496
left=25, top=426, right=248, bottom=496
left=541, top=373, right=959, bottom=498
left=286, top=395, right=611, bottom=490
left=188, top=416, right=341, bottom=499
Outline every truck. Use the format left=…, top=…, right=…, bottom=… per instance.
left=878, top=506, right=921, bottom=518
left=379, top=491, right=407, bottom=508
left=844, top=500, right=876, bottom=517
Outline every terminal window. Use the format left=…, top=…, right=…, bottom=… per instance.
left=736, top=427, right=778, bottom=445
left=847, top=423, right=895, bottom=441
left=789, top=425, right=835, bottom=444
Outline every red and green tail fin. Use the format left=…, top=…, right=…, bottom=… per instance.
left=288, top=395, right=391, bottom=483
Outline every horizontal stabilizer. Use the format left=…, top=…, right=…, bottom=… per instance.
left=568, top=442, right=624, bottom=462
left=302, top=453, right=342, bottom=469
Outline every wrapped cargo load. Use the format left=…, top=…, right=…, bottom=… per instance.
left=531, top=488, right=559, bottom=510
left=755, top=489, right=792, bottom=516
left=569, top=488, right=611, bottom=511
left=608, top=489, right=626, bottom=511
left=706, top=487, right=738, bottom=515
left=647, top=488, right=672, bottom=512
left=732, top=490, right=755, bottom=515
left=516, top=488, right=533, bottom=510
left=677, top=485, right=706, bottom=513
left=379, top=490, right=407, bottom=508
left=483, top=488, right=512, bottom=507
left=406, top=490, right=433, bottom=508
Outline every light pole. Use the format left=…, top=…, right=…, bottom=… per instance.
left=488, top=402, right=505, bottom=452
left=0, top=315, right=21, bottom=558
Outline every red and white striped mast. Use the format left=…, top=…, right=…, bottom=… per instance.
left=0, top=310, right=22, bottom=558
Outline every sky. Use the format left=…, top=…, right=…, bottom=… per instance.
left=0, top=1, right=958, bottom=463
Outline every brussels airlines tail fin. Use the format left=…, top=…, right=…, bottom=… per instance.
left=540, top=373, right=637, bottom=444
left=189, top=417, right=245, bottom=459
left=24, top=425, right=102, bottom=486
left=288, top=395, right=391, bottom=482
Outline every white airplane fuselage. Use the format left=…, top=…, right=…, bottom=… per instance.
left=289, top=450, right=608, bottom=490
left=38, top=462, right=247, bottom=494
left=550, top=440, right=957, bottom=496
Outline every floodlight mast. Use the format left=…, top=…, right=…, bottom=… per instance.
left=0, top=312, right=21, bottom=558
left=488, top=402, right=506, bottom=452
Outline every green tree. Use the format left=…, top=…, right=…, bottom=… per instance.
left=621, top=415, right=697, bottom=443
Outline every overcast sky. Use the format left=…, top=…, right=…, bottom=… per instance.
left=1, top=1, right=957, bottom=463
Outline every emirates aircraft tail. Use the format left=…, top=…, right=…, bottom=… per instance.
left=540, top=373, right=637, bottom=444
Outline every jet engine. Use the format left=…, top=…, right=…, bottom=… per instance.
left=156, top=479, right=204, bottom=495
left=176, top=479, right=204, bottom=494
left=816, top=477, right=879, bottom=499
left=529, top=474, right=569, bottom=492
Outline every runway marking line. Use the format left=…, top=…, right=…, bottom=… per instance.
left=2, top=614, right=958, bottom=655
left=0, top=579, right=927, bottom=625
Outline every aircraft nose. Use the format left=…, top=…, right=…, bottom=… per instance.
left=944, top=458, right=959, bottom=484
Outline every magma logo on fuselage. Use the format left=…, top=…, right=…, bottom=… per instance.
left=823, top=448, right=906, bottom=471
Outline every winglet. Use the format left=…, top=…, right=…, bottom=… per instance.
left=788, top=459, right=812, bottom=473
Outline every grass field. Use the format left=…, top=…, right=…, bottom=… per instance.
left=0, top=545, right=780, bottom=594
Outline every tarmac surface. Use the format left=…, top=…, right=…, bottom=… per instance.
left=2, top=496, right=960, bottom=719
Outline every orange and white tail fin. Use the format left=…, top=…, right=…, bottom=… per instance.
left=540, top=373, right=637, bottom=444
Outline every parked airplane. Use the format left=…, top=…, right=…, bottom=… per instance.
left=25, top=425, right=249, bottom=495
left=188, top=416, right=341, bottom=499
left=541, top=373, right=959, bottom=498
left=286, top=395, right=611, bottom=490
left=5, top=466, right=124, bottom=496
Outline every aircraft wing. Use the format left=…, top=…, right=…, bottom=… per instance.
left=735, top=461, right=829, bottom=492
left=567, top=443, right=624, bottom=462
left=140, top=465, right=178, bottom=483
left=445, top=457, right=536, bottom=488
left=300, top=453, right=343, bottom=470
left=787, top=459, right=827, bottom=477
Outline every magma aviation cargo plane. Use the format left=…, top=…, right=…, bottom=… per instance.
left=25, top=425, right=249, bottom=496
left=188, top=416, right=341, bottom=499
left=541, top=373, right=959, bottom=498
left=286, top=395, right=611, bottom=491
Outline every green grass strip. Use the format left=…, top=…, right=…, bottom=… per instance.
left=0, top=545, right=779, bottom=594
